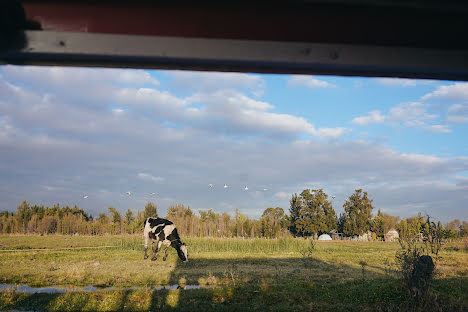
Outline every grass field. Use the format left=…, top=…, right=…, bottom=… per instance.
left=0, top=235, right=467, bottom=311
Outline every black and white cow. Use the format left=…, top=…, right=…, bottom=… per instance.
left=144, top=217, right=188, bottom=262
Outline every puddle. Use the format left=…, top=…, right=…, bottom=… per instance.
left=0, top=284, right=201, bottom=294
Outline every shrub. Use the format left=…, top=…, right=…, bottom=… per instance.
left=396, top=215, right=443, bottom=303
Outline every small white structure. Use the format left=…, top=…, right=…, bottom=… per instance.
left=385, top=229, right=399, bottom=242
left=358, top=231, right=372, bottom=241
left=318, top=234, right=332, bottom=241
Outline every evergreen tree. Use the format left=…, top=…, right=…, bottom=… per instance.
left=294, top=189, right=337, bottom=237
left=341, top=189, right=374, bottom=236
left=16, top=200, right=32, bottom=233
left=288, top=193, right=302, bottom=236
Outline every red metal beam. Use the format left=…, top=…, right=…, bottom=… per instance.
left=21, top=1, right=468, bottom=49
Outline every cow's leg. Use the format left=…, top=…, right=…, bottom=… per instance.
left=144, top=236, right=149, bottom=260
left=163, top=245, right=169, bottom=261
left=151, top=241, right=162, bottom=261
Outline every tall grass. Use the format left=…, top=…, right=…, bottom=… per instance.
left=115, top=236, right=314, bottom=254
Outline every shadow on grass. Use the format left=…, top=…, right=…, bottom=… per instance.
left=3, top=256, right=467, bottom=311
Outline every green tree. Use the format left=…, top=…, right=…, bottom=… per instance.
left=371, top=209, right=385, bottom=238
left=16, top=200, right=32, bottom=233
left=125, top=209, right=134, bottom=225
left=341, top=189, right=374, bottom=237
left=107, top=207, right=122, bottom=234
left=144, top=202, right=158, bottom=219
left=261, top=207, right=286, bottom=238
left=108, top=207, right=121, bottom=224
left=294, top=189, right=337, bottom=237
left=288, top=193, right=302, bottom=236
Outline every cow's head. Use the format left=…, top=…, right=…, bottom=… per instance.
left=177, top=242, right=188, bottom=262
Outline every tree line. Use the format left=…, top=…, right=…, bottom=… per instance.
left=0, top=189, right=466, bottom=239
left=0, top=200, right=289, bottom=238
left=288, top=188, right=467, bottom=240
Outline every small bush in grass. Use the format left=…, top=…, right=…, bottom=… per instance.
left=359, top=260, right=368, bottom=279
left=396, top=215, right=443, bottom=305
left=299, top=239, right=316, bottom=257
left=299, top=239, right=316, bottom=268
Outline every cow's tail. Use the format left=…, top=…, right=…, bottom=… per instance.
left=143, top=218, right=147, bottom=229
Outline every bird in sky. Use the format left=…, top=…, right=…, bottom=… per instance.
left=126, top=191, right=131, bottom=196
left=332, top=195, right=336, bottom=199
left=263, top=188, right=268, bottom=192
left=244, top=186, right=249, bottom=191
left=83, top=195, right=88, bottom=199
left=224, top=184, right=228, bottom=189
left=209, top=184, right=213, bottom=188
left=151, top=192, right=156, bottom=196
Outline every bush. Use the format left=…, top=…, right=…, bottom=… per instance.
left=396, top=216, right=443, bottom=303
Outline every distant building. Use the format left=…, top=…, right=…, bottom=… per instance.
left=329, top=229, right=342, bottom=240
left=384, top=229, right=399, bottom=242
left=318, top=234, right=332, bottom=241
left=358, top=231, right=372, bottom=241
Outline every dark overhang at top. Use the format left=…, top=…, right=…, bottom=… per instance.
left=1, top=0, right=468, bottom=80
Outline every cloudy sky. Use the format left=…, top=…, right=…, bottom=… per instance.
left=1, top=65, right=467, bottom=221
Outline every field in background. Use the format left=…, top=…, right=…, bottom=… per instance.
left=0, top=235, right=467, bottom=311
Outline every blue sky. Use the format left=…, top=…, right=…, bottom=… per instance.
left=1, top=66, right=467, bottom=222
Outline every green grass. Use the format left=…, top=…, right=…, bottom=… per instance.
left=0, top=235, right=467, bottom=311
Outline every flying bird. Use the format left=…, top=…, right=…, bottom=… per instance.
left=209, top=184, right=213, bottom=188
left=223, top=184, right=228, bottom=189
left=263, top=188, right=268, bottom=192
left=126, top=191, right=131, bottom=196
left=332, top=195, right=336, bottom=199
left=83, top=195, right=88, bottom=199
left=244, top=186, right=249, bottom=191
left=151, top=192, right=156, bottom=196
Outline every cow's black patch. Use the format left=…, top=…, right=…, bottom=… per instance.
left=167, top=227, right=180, bottom=243
left=147, top=217, right=173, bottom=228
left=158, top=230, right=166, bottom=241
left=148, top=231, right=157, bottom=240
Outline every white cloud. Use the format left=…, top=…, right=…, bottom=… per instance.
left=352, top=110, right=386, bottom=125
left=117, top=71, right=159, bottom=86
left=188, top=90, right=348, bottom=139
left=274, top=191, right=289, bottom=199
left=169, top=71, right=266, bottom=96
left=375, top=78, right=417, bottom=87
left=388, top=102, right=438, bottom=127
left=428, top=125, right=451, bottom=133
left=447, top=104, right=465, bottom=112
left=353, top=103, right=445, bottom=132
left=447, top=115, right=468, bottom=123
left=446, top=104, right=468, bottom=124
left=2, top=66, right=159, bottom=88
left=313, top=127, right=350, bottom=139
left=288, top=75, right=335, bottom=88
left=118, top=88, right=187, bottom=108
left=137, top=173, right=165, bottom=183
left=112, top=108, right=125, bottom=115
left=421, top=82, right=468, bottom=101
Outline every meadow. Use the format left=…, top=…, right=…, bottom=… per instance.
left=0, top=235, right=467, bottom=311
